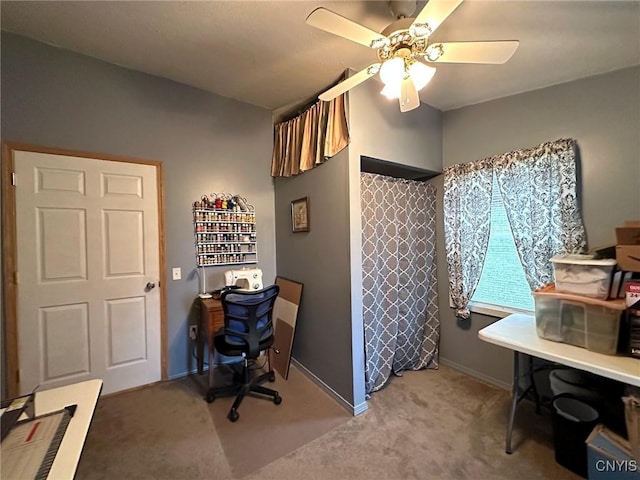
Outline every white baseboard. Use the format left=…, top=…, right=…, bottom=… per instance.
left=291, top=358, right=368, bottom=416
left=168, top=368, right=199, bottom=381
left=352, top=399, right=369, bottom=415
left=439, top=357, right=511, bottom=391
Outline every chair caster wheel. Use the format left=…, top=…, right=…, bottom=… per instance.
left=206, top=392, right=215, bottom=403
left=268, top=372, right=276, bottom=382
left=273, top=394, right=282, bottom=405
left=228, top=409, right=239, bottom=422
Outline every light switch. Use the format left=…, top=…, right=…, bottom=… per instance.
left=172, top=267, right=181, bottom=281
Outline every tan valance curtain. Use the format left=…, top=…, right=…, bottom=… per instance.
left=271, top=93, right=349, bottom=177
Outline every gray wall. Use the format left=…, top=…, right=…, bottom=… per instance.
left=5, top=32, right=636, bottom=402
left=435, top=66, right=640, bottom=387
left=272, top=77, right=443, bottom=413
left=1, top=32, right=276, bottom=383
left=274, top=149, right=355, bottom=407
left=349, top=76, right=442, bottom=172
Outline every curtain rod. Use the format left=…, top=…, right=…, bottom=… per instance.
left=278, top=72, right=347, bottom=124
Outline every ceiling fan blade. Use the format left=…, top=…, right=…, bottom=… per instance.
left=429, top=41, right=519, bottom=64
left=306, top=7, right=385, bottom=49
left=399, top=76, right=420, bottom=112
left=319, top=64, right=381, bottom=101
left=412, top=0, right=464, bottom=37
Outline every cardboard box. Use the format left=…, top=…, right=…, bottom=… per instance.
left=586, top=424, right=640, bottom=479
left=628, top=299, right=640, bottom=359
left=628, top=283, right=640, bottom=308
left=624, top=395, right=640, bottom=463
left=616, top=222, right=640, bottom=272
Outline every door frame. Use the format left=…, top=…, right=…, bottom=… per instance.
left=1, top=141, right=168, bottom=398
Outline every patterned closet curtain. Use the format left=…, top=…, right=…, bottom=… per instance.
left=361, top=173, right=439, bottom=394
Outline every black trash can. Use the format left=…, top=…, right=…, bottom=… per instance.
left=551, top=394, right=599, bottom=478
left=550, top=368, right=627, bottom=437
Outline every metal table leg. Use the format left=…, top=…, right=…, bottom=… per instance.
left=528, top=355, right=541, bottom=414
left=505, top=351, right=543, bottom=454
left=506, top=350, right=520, bottom=454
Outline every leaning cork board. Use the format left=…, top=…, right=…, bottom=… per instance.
left=270, top=277, right=303, bottom=379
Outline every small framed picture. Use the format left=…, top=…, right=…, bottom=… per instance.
left=291, top=197, right=310, bottom=233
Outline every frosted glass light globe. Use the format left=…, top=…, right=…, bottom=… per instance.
left=379, top=57, right=405, bottom=86
left=408, top=62, right=436, bottom=90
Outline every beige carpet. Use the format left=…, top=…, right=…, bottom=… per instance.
left=243, top=365, right=580, bottom=480
left=75, top=373, right=229, bottom=479
left=204, top=364, right=352, bottom=478
left=76, top=363, right=580, bottom=480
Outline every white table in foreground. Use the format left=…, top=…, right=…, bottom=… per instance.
left=479, top=313, right=640, bottom=387
left=478, top=313, right=640, bottom=454
left=2, top=379, right=103, bottom=479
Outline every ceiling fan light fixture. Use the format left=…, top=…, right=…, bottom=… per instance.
left=400, top=76, right=420, bottom=112
left=379, top=57, right=405, bottom=86
left=409, top=22, right=432, bottom=39
left=408, top=61, right=436, bottom=90
left=366, top=64, right=382, bottom=76
left=369, top=36, right=391, bottom=49
left=380, top=84, right=400, bottom=99
left=424, top=43, right=445, bottom=62
left=306, top=0, right=520, bottom=112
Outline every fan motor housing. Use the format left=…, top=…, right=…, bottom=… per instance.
left=389, top=0, right=417, bottom=19
left=378, top=17, right=429, bottom=62
left=381, top=17, right=415, bottom=38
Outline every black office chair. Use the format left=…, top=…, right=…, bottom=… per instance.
left=205, top=285, right=282, bottom=422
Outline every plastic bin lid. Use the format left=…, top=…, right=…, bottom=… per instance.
left=551, top=254, right=617, bottom=266
left=533, top=284, right=627, bottom=310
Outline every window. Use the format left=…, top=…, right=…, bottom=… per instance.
left=444, top=139, right=583, bottom=319
left=470, top=174, right=535, bottom=316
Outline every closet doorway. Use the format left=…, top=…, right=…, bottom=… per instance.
left=360, top=159, right=440, bottom=394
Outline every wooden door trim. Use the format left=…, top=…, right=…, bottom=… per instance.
left=2, top=143, right=19, bottom=397
left=1, top=141, right=168, bottom=398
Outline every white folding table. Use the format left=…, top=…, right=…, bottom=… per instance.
left=1, top=379, right=103, bottom=479
left=479, top=313, right=639, bottom=453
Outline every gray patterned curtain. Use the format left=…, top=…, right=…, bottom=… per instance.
left=361, top=173, right=439, bottom=394
left=443, top=161, right=493, bottom=319
left=494, top=138, right=586, bottom=289
left=443, top=138, right=587, bottom=319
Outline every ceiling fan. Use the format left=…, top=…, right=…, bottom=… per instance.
left=306, top=0, right=519, bottom=112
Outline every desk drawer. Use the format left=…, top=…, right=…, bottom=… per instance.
left=200, top=299, right=224, bottom=340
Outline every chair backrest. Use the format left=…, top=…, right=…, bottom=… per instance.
left=220, top=285, right=280, bottom=358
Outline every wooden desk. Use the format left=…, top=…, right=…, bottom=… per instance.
left=1, top=379, right=103, bottom=479
left=479, top=313, right=640, bottom=453
left=197, top=297, right=224, bottom=379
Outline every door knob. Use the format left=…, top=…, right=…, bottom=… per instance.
left=145, top=282, right=156, bottom=291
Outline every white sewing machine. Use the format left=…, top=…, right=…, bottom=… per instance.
left=224, top=268, right=263, bottom=291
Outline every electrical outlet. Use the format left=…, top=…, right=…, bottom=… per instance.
left=189, top=325, right=198, bottom=340
left=172, top=267, right=181, bottom=280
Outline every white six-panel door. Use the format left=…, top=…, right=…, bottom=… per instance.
left=14, top=150, right=161, bottom=395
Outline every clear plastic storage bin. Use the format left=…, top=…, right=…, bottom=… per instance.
left=534, top=284, right=626, bottom=355
left=551, top=254, right=617, bottom=300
